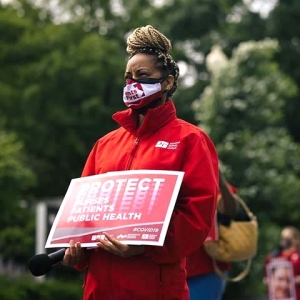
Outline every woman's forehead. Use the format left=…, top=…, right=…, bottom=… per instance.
left=281, top=229, right=294, bottom=237
left=126, top=53, right=157, bottom=71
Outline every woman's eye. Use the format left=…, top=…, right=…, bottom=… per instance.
left=138, top=73, right=149, bottom=78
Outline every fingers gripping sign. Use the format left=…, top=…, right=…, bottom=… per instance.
left=63, top=240, right=86, bottom=266
left=97, top=232, right=145, bottom=258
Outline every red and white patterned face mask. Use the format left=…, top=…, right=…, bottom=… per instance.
left=123, top=77, right=165, bottom=110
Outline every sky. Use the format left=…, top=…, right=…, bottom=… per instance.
left=244, top=0, right=278, bottom=18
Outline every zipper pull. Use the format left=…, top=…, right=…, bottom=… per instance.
left=130, top=138, right=139, bottom=155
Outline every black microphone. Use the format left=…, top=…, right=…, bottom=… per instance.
left=28, top=248, right=66, bottom=276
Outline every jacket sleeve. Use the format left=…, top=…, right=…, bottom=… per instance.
left=144, top=132, right=219, bottom=264
left=81, top=141, right=99, bottom=177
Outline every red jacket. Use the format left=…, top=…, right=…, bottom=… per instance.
left=186, top=245, right=230, bottom=278
left=186, top=185, right=237, bottom=278
left=77, top=100, right=219, bottom=300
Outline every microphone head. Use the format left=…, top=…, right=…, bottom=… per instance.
left=28, top=253, right=52, bottom=276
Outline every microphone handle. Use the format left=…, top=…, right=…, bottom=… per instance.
left=49, top=248, right=66, bottom=265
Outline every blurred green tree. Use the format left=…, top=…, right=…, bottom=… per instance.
left=266, top=0, right=300, bottom=142
left=0, top=3, right=125, bottom=197
left=0, top=123, right=36, bottom=262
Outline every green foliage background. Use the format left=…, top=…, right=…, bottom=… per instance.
left=0, top=0, right=299, bottom=299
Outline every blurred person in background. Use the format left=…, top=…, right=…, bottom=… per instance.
left=186, top=170, right=239, bottom=300
left=62, top=25, right=219, bottom=300
left=264, top=226, right=300, bottom=299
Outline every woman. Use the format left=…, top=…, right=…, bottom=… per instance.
left=270, top=265, right=293, bottom=299
left=62, top=25, right=219, bottom=300
left=264, top=226, right=300, bottom=299
left=186, top=171, right=239, bottom=300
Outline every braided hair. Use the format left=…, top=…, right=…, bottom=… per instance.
left=126, top=25, right=179, bottom=97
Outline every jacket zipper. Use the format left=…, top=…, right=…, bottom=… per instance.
left=108, top=255, right=113, bottom=300
left=107, top=137, right=139, bottom=298
left=159, top=265, right=163, bottom=299
left=125, top=137, right=140, bottom=170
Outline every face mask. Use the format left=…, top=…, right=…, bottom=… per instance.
left=280, top=238, right=293, bottom=250
left=123, top=77, right=166, bottom=113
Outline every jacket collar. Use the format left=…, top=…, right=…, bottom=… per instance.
left=112, top=100, right=177, bottom=137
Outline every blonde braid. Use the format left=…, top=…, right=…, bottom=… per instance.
left=126, top=25, right=172, bottom=54
left=126, top=25, right=180, bottom=97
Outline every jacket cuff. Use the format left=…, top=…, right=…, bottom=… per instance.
left=73, top=260, right=88, bottom=271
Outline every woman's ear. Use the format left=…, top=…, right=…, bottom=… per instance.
left=164, top=74, right=175, bottom=91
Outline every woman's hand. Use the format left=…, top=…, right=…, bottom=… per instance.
left=218, top=170, right=239, bottom=218
left=63, top=240, right=87, bottom=266
left=97, top=232, right=145, bottom=258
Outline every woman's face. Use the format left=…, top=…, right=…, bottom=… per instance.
left=126, top=53, right=162, bottom=81
left=272, top=267, right=291, bottom=299
left=125, top=53, right=173, bottom=104
left=280, top=228, right=298, bottom=250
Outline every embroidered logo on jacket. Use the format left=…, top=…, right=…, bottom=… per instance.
left=155, top=141, right=180, bottom=150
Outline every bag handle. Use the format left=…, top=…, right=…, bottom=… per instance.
left=213, top=257, right=252, bottom=282
left=234, top=195, right=257, bottom=222
left=213, top=195, right=256, bottom=281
